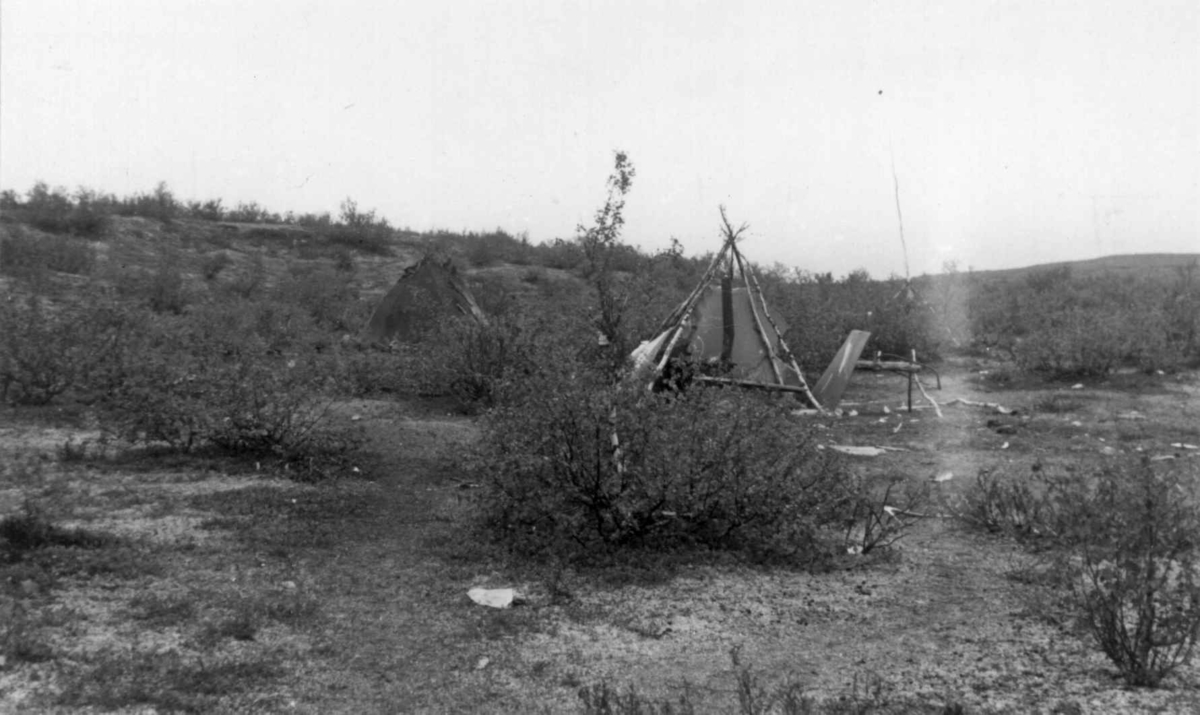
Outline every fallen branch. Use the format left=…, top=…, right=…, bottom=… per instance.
left=945, top=397, right=1015, bottom=415
left=913, top=375, right=943, bottom=418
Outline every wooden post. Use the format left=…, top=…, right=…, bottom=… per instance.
left=907, top=349, right=916, bottom=413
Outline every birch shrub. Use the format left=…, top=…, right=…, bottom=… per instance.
left=479, top=376, right=865, bottom=564
left=95, top=300, right=359, bottom=474
left=1049, top=457, right=1200, bottom=687
left=959, top=457, right=1200, bottom=687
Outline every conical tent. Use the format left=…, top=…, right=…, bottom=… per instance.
left=363, top=256, right=486, bottom=343
left=631, top=209, right=823, bottom=408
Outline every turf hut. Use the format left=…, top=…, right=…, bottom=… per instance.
left=630, top=210, right=824, bottom=405
left=364, top=256, right=486, bottom=343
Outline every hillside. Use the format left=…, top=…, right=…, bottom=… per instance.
left=964, top=252, right=1199, bottom=282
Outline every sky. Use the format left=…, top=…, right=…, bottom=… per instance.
left=2, top=0, right=1196, bottom=278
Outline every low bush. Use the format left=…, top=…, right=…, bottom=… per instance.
left=480, top=377, right=861, bottom=564
left=322, top=225, right=393, bottom=256
left=971, top=267, right=1199, bottom=376
left=579, top=652, right=965, bottom=714
left=1050, top=458, right=1200, bottom=687
left=275, top=264, right=365, bottom=333
left=334, top=344, right=430, bottom=397
left=13, top=183, right=110, bottom=236
left=951, top=465, right=1061, bottom=542
left=0, top=229, right=97, bottom=276
left=421, top=315, right=547, bottom=410
left=956, top=458, right=1200, bottom=687
left=1, top=607, right=56, bottom=665
left=200, top=251, right=233, bottom=280
left=95, top=300, right=360, bottom=474
left=0, top=294, right=129, bottom=406
left=1, top=503, right=114, bottom=560
left=1034, top=393, right=1083, bottom=414
left=57, top=649, right=280, bottom=713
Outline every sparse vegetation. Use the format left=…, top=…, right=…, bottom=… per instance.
left=579, top=652, right=967, bottom=714
left=1, top=174, right=1198, bottom=711
left=1051, top=458, right=1200, bottom=687
left=955, top=457, right=1200, bottom=688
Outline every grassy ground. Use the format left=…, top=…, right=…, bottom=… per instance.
left=3, top=357, right=1200, bottom=713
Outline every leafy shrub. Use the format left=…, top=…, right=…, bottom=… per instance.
left=760, top=269, right=943, bottom=376
left=1050, top=458, right=1200, bottom=687
left=12, top=182, right=110, bottom=236
left=112, top=181, right=179, bottom=222
left=0, top=295, right=128, bottom=405
left=959, top=458, right=1200, bottom=687
left=127, top=592, right=197, bottom=626
left=971, top=268, right=1198, bottom=375
left=225, top=201, right=278, bottom=223
left=0, top=228, right=97, bottom=276
left=1, top=503, right=113, bottom=559
left=579, top=652, right=965, bottom=714
left=201, top=251, right=233, bottom=280
left=96, top=300, right=359, bottom=473
left=1034, top=393, right=1083, bottom=414
left=480, top=377, right=858, bottom=563
left=1012, top=307, right=1133, bottom=376
left=842, top=475, right=930, bottom=556
left=275, top=264, right=364, bottom=333
left=57, top=649, right=280, bottom=713
left=110, top=253, right=191, bottom=314
left=334, top=344, right=429, bottom=397
left=225, top=252, right=267, bottom=299
left=1, top=607, right=56, bottom=665
left=323, top=225, right=393, bottom=255
left=978, top=367, right=1016, bottom=388
left=420, top=315, right=546, bottom=409
left=186, top=198, right=225, bottom=221
left=951, top=464, right=1061, bottom=542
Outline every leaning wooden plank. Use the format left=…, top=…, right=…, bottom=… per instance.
left=812, top=330, right=872, bottom=409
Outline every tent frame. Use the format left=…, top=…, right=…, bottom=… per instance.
left=642, top=207, right=824, bottom=410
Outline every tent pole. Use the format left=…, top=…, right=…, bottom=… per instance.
left=738, top=251, right=824, bottom=411
left=653, top=235, right=730, bottom=334
left=648, top=239, right=733, bottom=387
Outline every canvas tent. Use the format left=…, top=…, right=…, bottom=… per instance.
left=363, top=255, right=486, bottom=343
left=630, top=210, right=870, bottom=411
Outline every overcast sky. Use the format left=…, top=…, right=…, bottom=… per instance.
left=2, top=1, right=1196, bottom=277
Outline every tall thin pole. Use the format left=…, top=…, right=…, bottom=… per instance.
left=890, top=148, right=910, bottom=283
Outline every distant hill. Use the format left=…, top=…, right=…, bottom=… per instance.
left=966, top=253, right=1199, bottom=282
